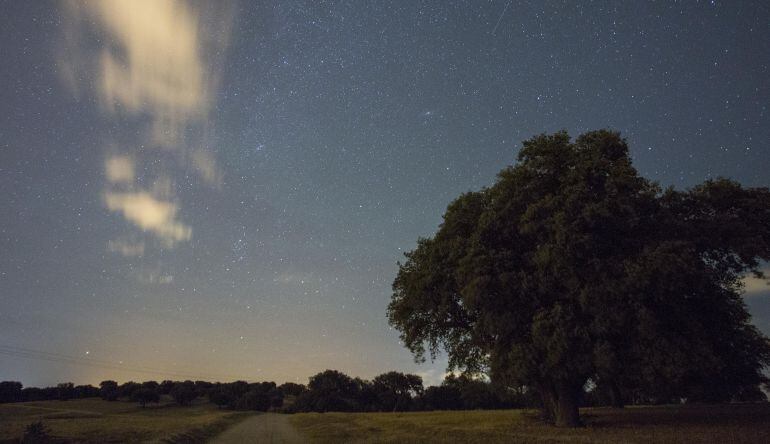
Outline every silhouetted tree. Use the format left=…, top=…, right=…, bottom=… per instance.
left=170, top=381, right=198, bottom=406
left=195, top=380, right=213, bottom=394
left=228, top=381, right=250, bottom=399
left=308, top=370, right=358, bottom=395
left=270, top=390, right=285, bottom=409
left=131, top=388, right=160, bottom=408
left=74, top=385, right=99, bottom=399
left=0, top=381, right=23, bottom=403
left=278, top=382, right=306, bottom=397
left=389, top=130, right=770, bottom=426
left=208, top=387, right=234, bottom=409
left=20, top=387, right=44, bottom=402
left=372, top=372, right=423, bottom=411
left=99, top=380, right=119, bottom=401
left=293, top=370, right=364, bottom=412
left=141, top=381, right=159, bottom=391
left=355, top=378, right=380, bottom=412
left=159, top=380, right=175, bottom=395
left=420, top=385, right=462, bottom=410
left=235, top=390, right=272, bottom=411
left=56, top=383, right=75, bottom=401
left=444, top=374, right=499, bottom=410
left=118, top=381, right=141, bottom=400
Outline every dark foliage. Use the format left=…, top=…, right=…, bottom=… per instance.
left=56, top=383, right=75, bottom=401
left=19, top=387, right=57, bottom=402
left=291, top=370, right=430, bottom=413
left=21, top=421, right=51, bottom=443
left=141, top=381, right=159, bottom=391
left=118, top=381, right=141, bottom=399
left=159, top=380, right=175, bottom=395
left=372, top=371, right=423, bottom=411
left=419, top=385, right=463, bottom=410
left=130, top=388, right=160, bottom=408
left=0, top=381, right=23, bottom=403
left=388, top=130, right=770, bottom=426
left=292, top=370, right=363, bottom=412
left=170, top=381, right=198, bottom=406
left=74, top=384, right=99, bottom=399
left=202, top=381, right=282, bottom=411
left=0, top=381, right=114, bottom=403
left=99, top=380, right=119, bottom=401
left=234, top=390, right=271, bottom=411
left=208, top=387, right=235, bottom=409
left=278, top=382, right=307, bottom=397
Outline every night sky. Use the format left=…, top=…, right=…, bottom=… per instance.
left=1, top=0, right=769, bottom=387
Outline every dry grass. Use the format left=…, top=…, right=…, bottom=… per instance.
left=4, top=399, right=769, bottom=443
left=0, top=397, right=251, bottom=443
left=289, top=404, right=770, bottom=443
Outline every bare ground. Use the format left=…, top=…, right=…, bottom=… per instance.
left=210, top=412, right=307, bottom=444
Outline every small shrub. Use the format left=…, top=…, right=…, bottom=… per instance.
left=22, top=421, right=51, bottom=443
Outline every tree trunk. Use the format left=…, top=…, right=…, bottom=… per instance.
left=553, top=386, right=580, bottom=427
left=538, top=383, right=581, bottom=427
left=608, top=381, right=624, bottom=409
left=537, top=383, right=556, bottom=423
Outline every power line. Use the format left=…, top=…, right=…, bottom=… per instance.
left=0, top=344, right=256, bottom=382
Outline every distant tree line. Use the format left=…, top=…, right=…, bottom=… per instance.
left=0, top=379, right=279, bottom=410
left=3, top=367, right=766, bottom=413
left=0, top=381, right=99, bottom=403
left=286, top=370, right=536, bottom=412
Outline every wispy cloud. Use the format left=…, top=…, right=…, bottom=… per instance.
left=59, top=0, right=233, bottom=252
left=107, top=239, right=145, bottom=257
left=191, top=149, right=223, bottom=187
left=104, top=191, right=191, bottom=246
left=88, top=0, right=208, bottom=146
left=105, top=155, right=135, bottom=184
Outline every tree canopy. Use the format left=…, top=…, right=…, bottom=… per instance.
left=389, top=130, right=770, bottom=426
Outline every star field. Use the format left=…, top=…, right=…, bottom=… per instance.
left=1, top=0, right=769, bottom=387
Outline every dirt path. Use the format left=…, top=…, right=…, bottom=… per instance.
left=210, top=413, right=307, bottom=444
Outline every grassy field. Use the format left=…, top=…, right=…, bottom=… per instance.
left=0, top=397, right=252, bottom=443
left=290, top=404, right=770, bottom=443
left=3, top=400, right=770, bottom=443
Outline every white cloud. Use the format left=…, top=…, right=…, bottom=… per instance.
left=191, top=149, right=222, bottom=186
left=105, top=155, right=135, bottom=184
left=104, top=191, right=191, bottom=245
left=59, top=0, right=233, bottom=251
left=89, top=0, right=207, bottom=146
left=107, top=239, right=145, bottom=257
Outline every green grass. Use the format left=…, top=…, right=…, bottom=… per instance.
left=0, top=397, right=252, bottom=443
left=290, top=404, right=770, bottom=443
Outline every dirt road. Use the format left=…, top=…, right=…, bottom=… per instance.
left=210, top=413, right=307, bottom=444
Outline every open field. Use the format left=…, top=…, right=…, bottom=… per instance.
left=290, top=404, right=770, bottom=444
left=3, top=400, right=770, bottom=443
left=0, top=397, right=252, bottom=443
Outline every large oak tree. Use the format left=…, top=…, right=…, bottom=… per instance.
left=388, top=130, right=770, bottom=426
